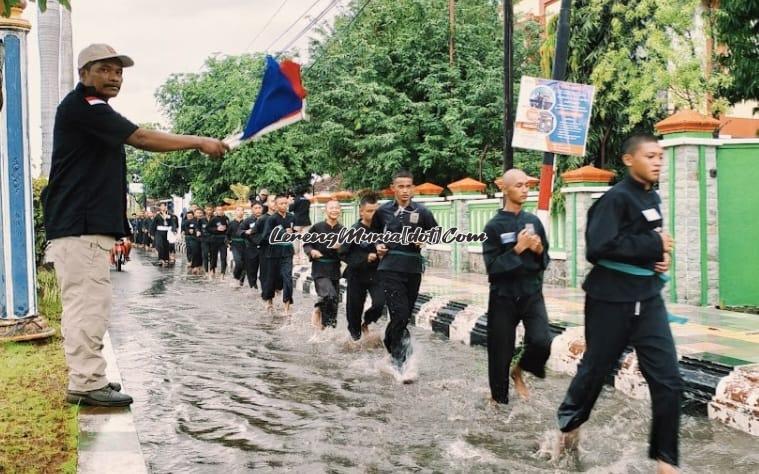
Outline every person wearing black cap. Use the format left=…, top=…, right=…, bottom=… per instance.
left=43, top=43, right=228, bottom=407
left=556, top=135, right=681, bottom=474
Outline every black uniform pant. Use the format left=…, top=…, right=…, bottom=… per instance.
left=187, top=238, right=202, bottom=268
left=244, top=246, right=260, bottom=288
left=155, top=231, right=170, bottom=261
left=231, top=243, right=246, bottom=281
left=201, top=240, right=210, bottom=272
left=487, top=290, right=552, bottom=404
left=558, top=295, right=682, bottom=466
left=379, top=270, right=422, bottom=369
left=208, top=238, right=227, bottom=273
left=314, top=277, right=339, bottom=328
left=346, top=270, right=385, bottom=340
left=262, top=256, right=293, bottom=303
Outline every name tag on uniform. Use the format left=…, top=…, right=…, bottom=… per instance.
left=641, top=208, right=662, bottom=222
left=500, top=232, right=516, bottom=244
left=409, top=212, right=419, bottom=224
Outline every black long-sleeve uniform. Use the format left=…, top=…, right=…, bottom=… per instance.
left=151, top=213, right=175, bottom=261
left=339, top=221, right=386, bottom=340
left=182, top=218, right=202, bottom=267
left=206, top=215, right=230, bottom=273
left=260, top=212, right=296, bottom=303
left=197, top=216, right=210, bottom=271
left=228, top=218, right=246, bottom=282
left=289, top=195, right=312, bottom=227
left=557, top=174, right=683, bottom=467
left=482, top=209, right=552, bottom=404
left=303, top=220, right=344, bottom=328
left=240, top=215, right=263, bottom=288
left=370, top=200, right=438, bottom=369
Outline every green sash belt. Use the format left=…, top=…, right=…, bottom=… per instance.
left=388, top=250, right=423, bottom=259
left=314, top=258, right=339, bottom=263
left=597, top=259, right=671, bottom=282
left=231, top=238, right=246, bottom=243
left=272, top=242, right=294, bottom=246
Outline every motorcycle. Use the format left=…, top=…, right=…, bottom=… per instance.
left=110, top=238, right=131, bottom=271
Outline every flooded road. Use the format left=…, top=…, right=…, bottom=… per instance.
left=109, top=252, right=759, bottom=473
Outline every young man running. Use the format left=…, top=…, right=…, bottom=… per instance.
left=482, top=169, right=552, bottom=404
left=556, top=135, right=682, bottom=474
left=303, top=199, right=344, bottom=330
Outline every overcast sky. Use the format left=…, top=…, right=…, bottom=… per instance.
left=26, top=0, right=348, bottom=172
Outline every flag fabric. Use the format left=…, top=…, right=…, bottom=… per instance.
left=224, top=55, right=308, bottom=149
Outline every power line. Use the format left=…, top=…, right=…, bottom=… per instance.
left=265, top=0, right=326, bottom=53
left=277, top=0, right=342, bottom=54
left=245, top=0, right=291, bottom=52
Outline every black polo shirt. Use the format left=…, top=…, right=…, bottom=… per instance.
left=42, top=83, right=139, bottom=240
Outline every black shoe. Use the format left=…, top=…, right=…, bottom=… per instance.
left=66, top=386, right=133, bottom=407
left=109, top=382, right=122, bottom=392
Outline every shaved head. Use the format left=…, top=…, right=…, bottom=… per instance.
left=502, top=169, right=528, bottom=190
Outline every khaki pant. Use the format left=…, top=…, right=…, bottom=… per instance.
left=47, top=235, right=114, bottom=392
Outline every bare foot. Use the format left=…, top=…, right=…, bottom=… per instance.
left=510, top=365, right=530, bottom=400
left=283, top=302, right=291, bottom=316
left=265, top=300, right=273, bottom=313
left=311, top=308, right=323, bottom=330
left=361, top=322, right=370, bottom=335
left=558, top=429, right=580, bottom=454
left=657, top=460, right=679, bottom=474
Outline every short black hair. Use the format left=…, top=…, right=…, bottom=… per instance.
left=251, top=200, right=263, bottom=208
left=392, top=169, right=413, bottom=182
left=622, top=134, right=659, bottom=156
left=274, top=193, right=288, bottom=201
left=358, top=189, right=380, bottom=207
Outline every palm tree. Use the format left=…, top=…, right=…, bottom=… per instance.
left=36, top=0, right=60, bottom=177
left=59, top=3, right=73, bottom=98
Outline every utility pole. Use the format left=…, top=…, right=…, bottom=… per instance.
left=448, top=0, right=456, bottom=66
left=536, top=0, right=572, bottom=228
left=503, top=0, right=513, bottom=171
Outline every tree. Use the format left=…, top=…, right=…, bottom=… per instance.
left=143, top=55, right=313, bottom=204
left=301, top=0, right=543, bottom=188
left=552, top=0, right=729, bottom=170
left=714, top=0, right=759, bottom=104
left=37, top=0, right=60, bottom=177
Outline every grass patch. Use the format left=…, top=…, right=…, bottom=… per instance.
left=0, top=268, right=78, bottom=473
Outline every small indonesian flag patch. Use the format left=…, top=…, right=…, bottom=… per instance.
left=85, top=96, right=107, bottom=106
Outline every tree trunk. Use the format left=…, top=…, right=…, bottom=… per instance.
left=59, top=4, right=74, bottom=98
left=38, top=0, right=60, bottom=178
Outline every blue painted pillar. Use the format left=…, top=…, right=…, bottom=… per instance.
left=0, top=6, right=37, bottom=319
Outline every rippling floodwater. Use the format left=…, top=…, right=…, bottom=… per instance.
left=109, top=252, right=759, bottom=473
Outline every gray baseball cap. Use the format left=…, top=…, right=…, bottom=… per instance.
left=77, top=43, right=134, bottom=70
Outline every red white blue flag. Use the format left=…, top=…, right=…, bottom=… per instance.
left=224, top=55, right=307, bottom=149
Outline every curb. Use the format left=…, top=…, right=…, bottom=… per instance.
left=291, top=267, right=759, bottom=436
left=76, top=332, right=148, bottom=474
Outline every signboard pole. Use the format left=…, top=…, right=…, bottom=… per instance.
left=536, top=0, right=572, bottom=229
left=503, top=0, right=514, bottom=172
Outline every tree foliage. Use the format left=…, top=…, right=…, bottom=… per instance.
left=558, top=0, right=729, bottom=170
left=714, top=0, right=759, bottom=104
left=142, top=0, right=543, bottom=198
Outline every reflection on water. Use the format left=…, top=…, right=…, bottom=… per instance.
left=109, top=253, right=759, bottom=473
